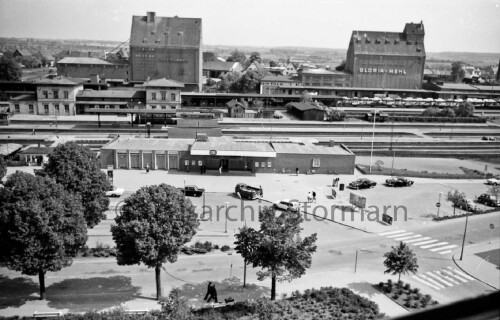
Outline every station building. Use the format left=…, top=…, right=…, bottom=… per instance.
left=129, top=12, right=203, bottom=92
left=100, top=137, right=355, bottom=174
left=345, top=22, right=426, bottom=89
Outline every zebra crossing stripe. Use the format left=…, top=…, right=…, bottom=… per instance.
left=442, top=269, right=468, bottom=282
left=439, top=250, right=453, bottom=255
left=379, top=230, right=407, bottom=236
left=412, top=239, right=438, bottom=246
left=430, top=244, right=458, bottom=252
left=411, top=275, right=441, bottom=291
left=447, top=267, right=475, bottom=281
left=419, top=274, right=446, bottom=289
left=420, top=242, right=448, bottom=249
left=426, top=272, right=453, bottom=286
left=435, top=270, right=460, bottom=285
left=387, top=232, right=414, bottom=238
left=394, top=234, right=422, bottom=241
left=403, top=237, right=431, bottom=244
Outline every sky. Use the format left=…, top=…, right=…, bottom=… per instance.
left=1, top=0, right=500, bottom=53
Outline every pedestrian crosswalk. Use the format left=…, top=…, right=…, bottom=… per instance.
left=379, top=230, right=457, bottom=255
left=410, top=267, right=475, bottom=291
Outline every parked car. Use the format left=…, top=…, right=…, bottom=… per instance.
left=456, top=198, right=477, bottom=211
left=179, top=185, right=205, bottom=197
left=477, top=194, right=500, bottom=207
left=273, top=111, right=284, bottom=119
left=385, top=177, right=414, bottom=187
left=486, top=178, right=500, bottom=185
left=348, top=178, right=377, bottom=190
left=482, top=136, right=496, bottom=141
left=105, top=186, right=124, bottom=197
left=273, top=199, right=300, bottom=212
left=235, top=183, right=261, bottom=200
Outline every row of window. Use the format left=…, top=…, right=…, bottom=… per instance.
left=14, top=104, right=70, bottom=115
left=42, top=90, right=69, bottom=99
left=181, top=159, right=321, bottom=168
left=151, top=92, right=176, bottom=101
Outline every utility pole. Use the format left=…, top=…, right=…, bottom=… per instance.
left=459, top=209, right=470, bottom=260
left=369, top=110, right=378, bottom=173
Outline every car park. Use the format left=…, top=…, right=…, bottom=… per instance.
left=385, top=177, right=414, bottom=187
left=179, top=185, right=205, bottom=197
left=348, top=178, right=377, bottom=190
left=273, top=199, right=300, bottom=212
left=486, top=178, right=500, bottom=185
left=477, top=194, right=500, bottom=207
left=105, top=186, right=124, bottom=197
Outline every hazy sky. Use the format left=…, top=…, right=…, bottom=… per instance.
left=1, top=0, right=499, bottom=53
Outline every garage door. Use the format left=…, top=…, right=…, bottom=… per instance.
left=130, top=153, right=140, bottom=169
left=143, top=153, right=153, bottom=169
left=117, top=153, right=128, bottom=169
left=156, top=154, right=166, bottom=170
left=168, top=154, right=178, bottom=170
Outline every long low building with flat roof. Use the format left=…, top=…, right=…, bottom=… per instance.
left=100, top=136, right=355, bottom=174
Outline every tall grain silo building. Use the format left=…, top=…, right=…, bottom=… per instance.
left=345, top=22, right=426, bottom=89
left=130, top=12, right=202, bottom=92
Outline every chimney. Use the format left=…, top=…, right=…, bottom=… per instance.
left=147, top=12, right=155, bottom=23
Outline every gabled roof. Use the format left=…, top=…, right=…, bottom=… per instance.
left=142, top=78, right=184, bottom=88
left=226, top=99, right=248, bottom=109
left=57, top=57, right=112, bottom=65
left=33, top=77, right=87, bottom=86
left=203, top=61, right=240, bottom=71
left=130, top=13, right=201, bottom=47
left=37, top=50, right=55, bottom=60
left=14, top=49, right=33, bottom=57
left=10, top=94, right=37, bottom=101
left=287, top=102, right=323, bottom=111
left=247, top=61, right=264, bottom=71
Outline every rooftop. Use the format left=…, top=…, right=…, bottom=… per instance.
left=261, top=75, right=299, bottom=82
left=272, top=142, right=352, bottom=155
left=287, top=102, right=324, bottom=111
left=32, top=77, right=87, bottom=86
left=203, top=61, right=240, bottom=71
left=57, top=57, right=113, bottom=65
left=77, top=89, right=145, bottom=99
left=142, top=78, right=184, bottom=88
left=103, top=138, right=193, bottom=151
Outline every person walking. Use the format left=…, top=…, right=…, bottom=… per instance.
left=146, top=164, right=150, bottom=173
left=200, top=164, right=203, bottom=175
left=307, top=192, right=312, bottom=203
left=207, top=283, right=218, bottom=303
left=219, top=166, right=222, bottom=176
left=259, top=185, right=263, bottom=197
left=204, top=282, right=212, bottom=301
left=312, top=191, right=316, bottom=203
left=296, top=168, right=299, bottom=176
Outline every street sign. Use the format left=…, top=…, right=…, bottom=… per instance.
left=382, top=214, right=393, bottom=225
left=490, top=224, right=494, bottom=229
left=436, top=202, right=441, bottom=207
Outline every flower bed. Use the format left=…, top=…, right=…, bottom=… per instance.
left=377, top=279, right=438, bottom=311
left=433, top=207, right=500, bottom=221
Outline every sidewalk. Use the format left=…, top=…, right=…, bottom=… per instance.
left=452, top=240, right=500, bottom=290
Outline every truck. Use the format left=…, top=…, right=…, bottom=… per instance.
left=235, top=183, right=262, bottom=200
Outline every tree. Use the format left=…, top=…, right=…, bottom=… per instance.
left=235, top=207, right=317, bottom=300
left=422, top=107, right=439, bottom=117
left=234, top=226, right=260, bottom=287
left=37, top=142, right=110, bottom=228
left=248, top=52, right=262, bottom=64
left=327, top=107, right=346, bottom=121
left=451, top=61, right=465, bottom=83
left=454, top=102, right=474, bottom=117
left=488, top=185, right=500, bottom=202
left=269, top=61, right=278, bottom=68
left=230, top=70, right=266, bottom=93
left=218, top=71, right=241, bottom=93
left=447, top=189, right=466, bottom=216
left=439, top=107, right=456, bottom=118
left=227, top=49, right=247, bottom=66
left=375, top=160, right=384, bottom=171
left=0, top=171, right=87, bottom=299
left=383, top=242, right=419, bottom=282
left=0, top=56, right=22, bottom=81
left=0, top=155, right=6, bottom=182
left=22, top=56, right=41, bottom=69
left=111, top=184, right=199, bottom=299
left=301, top=91, right=314, bottom=104
left=335, top=59, right=346, bottom=72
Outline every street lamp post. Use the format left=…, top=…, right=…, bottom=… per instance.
left=437, top=192, right=443, bottom=217
left=459, top=209, right=470, bottom=260
left=369, top=110, right=378, bottom=174
left=224, top=202, right=229, bottom=233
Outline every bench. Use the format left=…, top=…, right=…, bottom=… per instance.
left=124, top=309, right=149, bottom=315
left=33, top=311, right=62, bottom=319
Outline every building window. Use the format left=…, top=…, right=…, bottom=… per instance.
left=184, top=160, right=189, bottom=166
left=312, top=159, right=321, bottom=167
left=171, top=93, right=176, bottom=101
left=43, top=90, right=48, bottom=99
left=29, top=104, right=34, bottom=114
left=64, top=91, right=69, bottom=99
left=261, top=162, right=265, bottom=168
left=151, top=92, right=156, bottom=101
left=64, top=105, right=69, bottom=114
left=267, top=162, right=272, bottom=168
left=255, top=162, right=259, bottom=168
left=53, top=90, right=58, bottom=99
left=161, top=91, right=166, bottom=100
left=14, top=104, right=20, bottom=113
left=44, top=104, right=49, bottom=114
left=151, top=105, right=156, bottom=109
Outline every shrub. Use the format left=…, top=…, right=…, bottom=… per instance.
left=392, top=293, right=400, bottom=299
left=404, top=301, right=411, bottom=308
left=378, top=282, right=385, bottom=288
left=404, top=283, right=411, bottom=290
left=220, top=245, right=231, bottom=252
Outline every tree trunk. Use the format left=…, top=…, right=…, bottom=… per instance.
left=155, top=265, right=162, bottom=300
left=398, top=272, right=401, bottom=282
left=38, top=269, right=46, bottom=300
left=453, top=205, right=456, bottom=216
left=243, top=260, right=247, bottom=287
left=271, top=275, right=276, bottom=300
